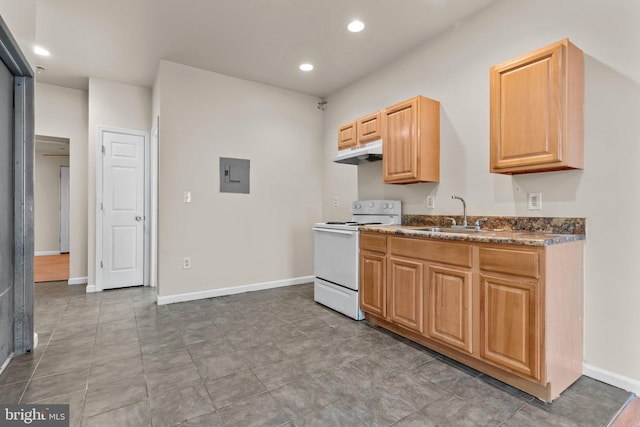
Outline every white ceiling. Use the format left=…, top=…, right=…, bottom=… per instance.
left=34, top=0, right=498, bottom=98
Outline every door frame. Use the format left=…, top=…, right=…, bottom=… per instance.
left=94, top=126, right=151, bottom=292
left=60, top=165, right=70, bottom=253
left=0, top=16, right=35, bottom=355
left=150, top=116, right=159, bottom=288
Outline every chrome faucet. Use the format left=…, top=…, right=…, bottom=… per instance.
left=451, top=195, right=467, bottom=227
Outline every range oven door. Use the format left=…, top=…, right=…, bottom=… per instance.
left=312, top=227, right=359, bottom=291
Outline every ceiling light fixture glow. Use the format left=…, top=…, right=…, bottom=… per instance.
left=347, top=19, right=365, bottom=33
left=34, top=46, right=50, bottom=56
left=299, top=63, right=314, bottom=72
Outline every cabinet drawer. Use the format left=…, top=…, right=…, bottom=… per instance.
left=479, top=247, right=539, bottom=279
left=361, top=233, right=387, bottom=253
left=389, top=237, right=472, bottom=267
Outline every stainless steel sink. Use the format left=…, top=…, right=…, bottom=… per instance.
left=415, top=227, right=489, bottom=234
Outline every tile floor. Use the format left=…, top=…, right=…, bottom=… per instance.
left=0, top=281, right=631, bottom=426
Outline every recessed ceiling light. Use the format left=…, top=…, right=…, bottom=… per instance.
left=34, top=46, right=50, bottom=56
left=299, top=63, right=314, bottom=72
left=347, top=19, right=365, bottom=33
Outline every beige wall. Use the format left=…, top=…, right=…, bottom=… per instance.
left=155, top=60, right=323, bottom=298
left=87, top=78, right=151, bottom=287
left=34, top=151, right=68, bottom=253
left=324, top=0, right=640, bottom=389
left=35, top=83, right=88, bottom=280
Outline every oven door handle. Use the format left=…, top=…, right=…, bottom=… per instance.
left=312, top=227, right=356, bottom=235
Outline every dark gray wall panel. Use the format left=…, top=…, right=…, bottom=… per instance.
left=0, top=290, right=12, bottom=362
left=0, top=57, right=14, bottom=363
left=13, top=76, right=34, bottom=354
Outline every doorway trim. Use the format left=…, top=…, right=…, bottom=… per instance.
left=60, top=165, right=70, bottom=253
left=93, top=126, right=151, bottom=292
left=150, top=116, right=159, bottom=288
left=0, top=15, right=35, bottom=355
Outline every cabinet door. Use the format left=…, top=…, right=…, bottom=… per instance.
left=480, top=274, right=540, bottom=380
left=357, top=111, right=382, bottom=144
left=383, top=98, right=418, bottom=182
left=427, top=265, right=473, bottom=354
left=360, top=251, right=386, bottom=317
left=338, top=121, right=357, bottom=150
left=490, top=39, right=583, bottom=174
left=388, top=256, right=424, bottom=333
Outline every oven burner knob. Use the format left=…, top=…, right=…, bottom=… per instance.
left=354, top=203, right=361, bottom=209
left=386, top=202, right=393, bottom=209
left=369, top=202, right=374, bottom=208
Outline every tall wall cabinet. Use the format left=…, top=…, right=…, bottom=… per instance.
left=383, top=96, right=440, bottom=184
left=490, top=39, right=584, bottom=174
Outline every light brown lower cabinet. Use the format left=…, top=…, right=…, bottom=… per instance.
left=480, top=273, right=540, bottom=380
left=388, top=256, right=424, bottom=333
left=428, top=264, right=473, bottom=354
left=360, top=233, right=387, bottom=318
left=359, top=232, right=584, bottom=402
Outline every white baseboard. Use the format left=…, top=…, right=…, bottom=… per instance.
left=157, top=275, right=314, bottom=305
left=35, top=251, right=61, bottom=256
left=68, top=277, right=88, bottom=285
left=583, top=363, right=640, bottom=395
left=0, top=353, right=13, bottom=376
left=85, top=284, right=97, bottom=293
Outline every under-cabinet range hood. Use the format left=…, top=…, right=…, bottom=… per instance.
left=334, top=140, right=382, bottom=165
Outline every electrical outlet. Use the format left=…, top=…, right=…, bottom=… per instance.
left=528, top=192, right=542, bottom=210
left=182, top=257, right=191, bottom=269
left=426, top=196, right=435, bottom=209
left=333, top=196, right=339, bottom=207
left=183, top=191, right=191, bottom=203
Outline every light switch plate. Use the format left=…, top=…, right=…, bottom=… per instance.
left=426, top=196, right=435, bottom=209
left=183, top=191, right=191, bottom=203
left=528, top=192, right=542, bottom=210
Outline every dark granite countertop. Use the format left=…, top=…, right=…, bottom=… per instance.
left=359, top=225, right=585, bottom=247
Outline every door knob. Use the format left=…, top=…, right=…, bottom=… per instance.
left=135, top=216, right=142, bottom=221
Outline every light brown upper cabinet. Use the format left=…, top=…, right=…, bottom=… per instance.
left=357, top=111, right=383, bottom=144
left=383, top=96, right=440, bottom=184
left=490, top=39, right=584, bottom=174
left=338, top=120, right=357, bottom=150
left=338, top=111, right=383, bottom=152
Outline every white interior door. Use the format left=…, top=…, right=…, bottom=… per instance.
left=60, top=165, right=70, bottom=253
left=101, top=131, right=145, bottom=289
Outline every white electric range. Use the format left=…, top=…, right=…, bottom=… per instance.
left=312, top=200, right=401, bottom=320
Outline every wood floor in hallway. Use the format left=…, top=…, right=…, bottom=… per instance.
left=611, top=396, right=640, bottom=427
left=34, top=253, right=69, bottom=282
